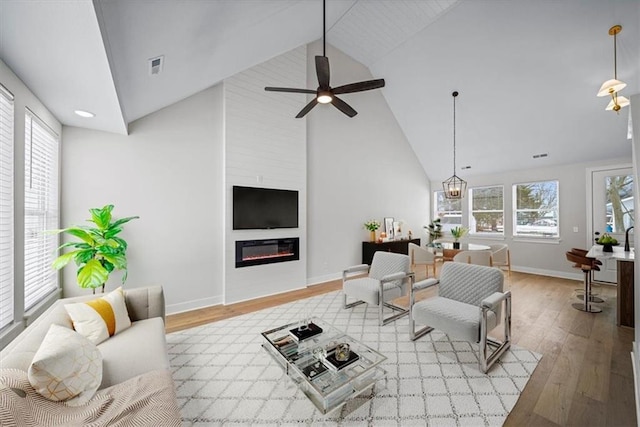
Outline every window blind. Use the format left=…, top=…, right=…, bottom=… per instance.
left=0, top=85, right=14, bottom=330
left=24, top=109, right=59, bottom=311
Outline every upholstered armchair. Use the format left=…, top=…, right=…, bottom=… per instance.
left=409, top=262, right=511, bottom=373
left=490, top=244, right=511, bottom=276
left=408, top=243, right=437, bottom=278
left=452, top=250, right=493, bottom=266
left=343, top=251, right=414, bottom=326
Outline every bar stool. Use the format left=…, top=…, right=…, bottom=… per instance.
left=569, top=248, right=604, bottom=303
left=565, top=251, right=602, bottom=313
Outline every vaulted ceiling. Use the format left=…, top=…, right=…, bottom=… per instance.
left=1, top=0, right=638, bottom=181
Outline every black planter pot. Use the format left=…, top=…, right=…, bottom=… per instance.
left=603, top=244, right=613, bottom=252
left=453, top=241, right=460, bottom=249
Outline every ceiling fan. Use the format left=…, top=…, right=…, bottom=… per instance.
left=265, top=0, right=385, bottom=118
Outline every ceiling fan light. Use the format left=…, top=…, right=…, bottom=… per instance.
left=597, top=79, right=627, bottom=97
left=317, top=91, right=332, bottom=104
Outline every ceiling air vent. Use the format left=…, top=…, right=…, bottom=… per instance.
left=532, top=153, right=548, bottom=159
left=148, top=55, right=164, bottom=75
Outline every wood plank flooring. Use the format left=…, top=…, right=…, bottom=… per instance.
left=165, top=266, right=636, bottom=426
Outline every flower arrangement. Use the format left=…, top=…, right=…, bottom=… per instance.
left=450, top=226, right=468, bottom=241
left=363, top=220, right=381, bottom=232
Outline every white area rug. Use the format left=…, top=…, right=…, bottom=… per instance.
left=168, top=291, right=540, bottom=426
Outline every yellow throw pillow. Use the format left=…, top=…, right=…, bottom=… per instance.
left=28, top=324, right=102, bottom=406
left=65, top=287, right=132, bottom=345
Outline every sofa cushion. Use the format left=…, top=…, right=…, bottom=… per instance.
left=27, top=324, right=102, bottom=406
left=65, top=287, right=132, bottom=345
left=97, top=317, right=169, bottom=389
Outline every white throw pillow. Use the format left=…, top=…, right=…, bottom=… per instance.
left=65, top=287, right=132, bottom=345
left=27, top=324, right=102, bottom=406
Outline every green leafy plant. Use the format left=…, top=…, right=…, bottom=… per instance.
left=363, top=220, right=381, bottom=232
left=51, top=205, right=139, bottom=293
left=424, top=218, right=442, bottom=244
left=450, top=226, right=468, bottom=241
left=596, top=233, right=618, bottom=245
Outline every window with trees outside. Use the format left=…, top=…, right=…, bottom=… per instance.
left=606, top=175, right=633, bottom=233
left=469, top=186, right=504, bottom=235
left=513, top=180, right=559, bottom=238
left=434, top=190, right=462, bottom=233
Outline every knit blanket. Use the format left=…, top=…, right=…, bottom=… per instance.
left=0, top=368, right=180, bottom=427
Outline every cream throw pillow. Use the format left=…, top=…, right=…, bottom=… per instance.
left=65, top=287, right=132, bottom=345
left=28, top=324, right=102, bottom=406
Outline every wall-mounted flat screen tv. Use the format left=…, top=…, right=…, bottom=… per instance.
left=233, top=186, right=299, bottom=230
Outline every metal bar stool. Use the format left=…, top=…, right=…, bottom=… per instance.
left=570, top=248, right=604, bottom=303
left=565, top=251, right=602, bottom=313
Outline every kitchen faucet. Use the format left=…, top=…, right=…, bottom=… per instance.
left=624, top=226, right=634, bottom=251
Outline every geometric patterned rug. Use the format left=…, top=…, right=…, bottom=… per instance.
left=167, top=291, right=541, bottom=426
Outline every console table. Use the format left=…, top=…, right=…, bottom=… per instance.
left=362, top=239, right=420, bottom=265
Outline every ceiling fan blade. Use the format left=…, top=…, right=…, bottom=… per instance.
left=265, top=87, right=316, bottom=94
left=331, top=96, right=357, bottom=118
left=295, top=98, right=319, bottom=118
left=332, top=79, right=385, bottom=95
left=316, top=56, right=330, bottom=89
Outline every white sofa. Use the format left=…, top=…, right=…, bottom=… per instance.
left=0, top=286, right=181, bottom=425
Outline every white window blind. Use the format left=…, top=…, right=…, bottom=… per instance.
left=24, top=110, right=59, bottom=310
left=0, top=85, right=14, bottom=330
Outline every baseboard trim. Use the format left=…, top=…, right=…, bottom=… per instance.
left=511, top=265, right=582, bottom=281
left=166, top=295, right=223, bottom=315
left=307, top=272, right=342, bottom=286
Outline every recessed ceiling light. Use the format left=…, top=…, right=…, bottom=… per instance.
left=74, top=110, right=95, bottom=118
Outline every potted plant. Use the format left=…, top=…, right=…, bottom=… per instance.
left=450, top=226, right=468, bottom=249
left=364, top=219, right=381, bottom=242
left=424, top=218, right=442, bottom=246
left=51, top=205, right=139, bottom=293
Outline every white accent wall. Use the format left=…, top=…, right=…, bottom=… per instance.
left=61, top=85, right=225, bottom=313
left=224, top=46, right=307, bottom=304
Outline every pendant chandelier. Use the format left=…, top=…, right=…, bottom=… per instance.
left=442, top=91, right=467, bottom=199
left=597, top=25, right=629, bottom=113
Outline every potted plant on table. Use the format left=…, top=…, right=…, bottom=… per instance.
left=424, top=218, right=443, bottom=247
left=450, top=226, right=468, bottom=249
left=51, top=205, right=139, bottom=294
left=364, top=220, right=381, bottom=243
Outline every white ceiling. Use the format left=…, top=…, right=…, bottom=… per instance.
left=1, top=0, right=638, bottom=181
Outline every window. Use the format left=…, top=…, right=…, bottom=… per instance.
left=434, top=190, right=462, bottom=233
left=513, top=180, right=559, bottom=238
left=24, top=110, right=59, bottom=310
left=0, top=85, right=14, bottom=330
left=469, top=186, right=504, bottom=235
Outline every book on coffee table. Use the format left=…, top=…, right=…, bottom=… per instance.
left=289, top=322, right=323, bottom=342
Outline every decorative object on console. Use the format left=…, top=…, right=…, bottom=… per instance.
left=363, top=219, right=380, bottom=242
left=597, top=25, right=629, bottom=113
left=393, top=220, right=404, bottom=239
left=384, top=217, right=395, bottom=240
left=442, top=91, right=467, bottom=199
left=264, top=0, right=385, bottom=118
left=51, top=204, right=139, bottom=293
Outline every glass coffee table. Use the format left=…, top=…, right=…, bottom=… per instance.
left=261, top=317, right=387, bottom=414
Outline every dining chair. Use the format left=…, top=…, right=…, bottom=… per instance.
left=408, top=243, right=437, bottom=278
left=452, top=250, right=493, bottom=266
left=489, top=244, right=511, bottom=276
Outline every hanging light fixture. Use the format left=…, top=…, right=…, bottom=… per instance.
left=442, top=91, right=467, bottom=199
left=597, top=25, right=629, bottom=113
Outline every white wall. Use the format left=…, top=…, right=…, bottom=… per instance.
left=61, top=85, right=224, bottom=313
left=306, top=42, right=431, bottom=283
left=224, top=46, right=307, bottom=304
left=431, top=157, right=631, bottom=279
left=0, top=59, right=62, bottom=345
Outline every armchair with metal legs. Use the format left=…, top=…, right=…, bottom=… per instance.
left=343, top=251, right=414, bottom=326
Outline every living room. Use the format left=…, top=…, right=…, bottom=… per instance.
left=1, top=1, right=639, bottom=425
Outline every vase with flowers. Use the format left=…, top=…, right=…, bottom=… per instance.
left=450, top=226, right=468, bottom=249
left=364, top=219, right=381, bottom=242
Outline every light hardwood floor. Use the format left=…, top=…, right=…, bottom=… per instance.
left=166, top=266, right=636, bottom=426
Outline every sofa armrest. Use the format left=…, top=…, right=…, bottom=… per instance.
left=124, top=286, right=165, bottom=323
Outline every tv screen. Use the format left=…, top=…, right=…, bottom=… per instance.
left=233, top=186, right=299, bottom=230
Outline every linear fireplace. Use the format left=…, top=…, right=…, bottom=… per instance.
left=235, top=238, right=300, bottom=268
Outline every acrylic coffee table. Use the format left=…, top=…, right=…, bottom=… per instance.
left=261, top=317, right=387, bottom=414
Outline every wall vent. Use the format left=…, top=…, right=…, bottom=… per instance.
left=532, top=153, right=548, bottom=159
left=148, top=55, right=164, bottom=75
